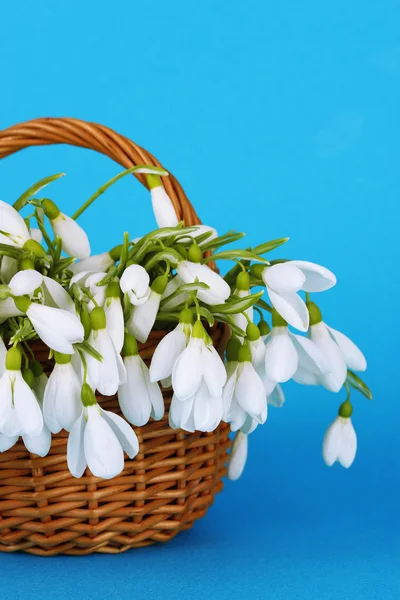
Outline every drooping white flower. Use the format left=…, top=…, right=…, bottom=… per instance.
left=169, top=383, right=224, bottom=433
left=0, top=421, right=51, bottom=457
left=177, top=260, right=230, bottom=306
left=8, top=268, right=43, bottom=297
left=118, top=334, right=164, bottom=426
left=147, top=176, right=179, bottom=228
left=69, top=252, right=115, bottom=275
left=263, top=310, right=330, bottom=384
left=13, top=296, right=84, bottom=354
left=227, top=431, right=248, bottom=481
left=262, top=261, right=336, bottom=332
left=222, top=343, right=267, bottom=433
left=0, top=347, right=43, bottom=438
left=323, top=402, right=357, bottom=468
left=120, top=264, right=150, bottom=307
left=67, top=384, right=139, bottom=479
left=0, top=200, right=31, bottom=246
left=43, top=352, right=82, bottom=433
left=149, top=308, right=193, bottom=383
left=160, top=274, right=190, bottom=311
left=43, top=199, right=90, bottom=259
left=85, top=307, right=126, bottom=396
left=172, top=321, right=227, bottom=401
left=126, top=275, right=168, bottom=343
left=41, top=276, right=76, bottom=313
left=302, top=302, right=367, bottom=392
left=104, top=282, right=124, bottom=353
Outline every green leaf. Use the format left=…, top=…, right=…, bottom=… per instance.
left=160, top=281, right=210, bottom=308
left=200, top=231, right=246, bottom=251
left=50, top=257, right=76, bottom=277
left=210, top=291, right=264, bottom=315
left=142, top=248, right=182, bottom=271
left=197, top=306, right=215, bottom=327
left=131, top=226, right=199, bottom=261
left=0, top=242, right=23, bottom=259
left=255, top=298, right=273, bottom=313
left=212, top=313, right=245, bottom=337
left=117, top=232, right=130, bottom=277
left=75, top=341, right=103, bottom=362
left=202, top=250, right=270, bottom=265
left=346, top=370, right=373, bottom=400
left=13, top=173, right=65, bottom=212
left=252, top=237, right=289, bottom=255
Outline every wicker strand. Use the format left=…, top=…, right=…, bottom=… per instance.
left=0, top=118, right=231, bottom=556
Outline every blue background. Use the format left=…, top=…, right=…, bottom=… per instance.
left=0, top=1, right=399, bottom=598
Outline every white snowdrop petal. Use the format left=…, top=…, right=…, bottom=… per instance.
left=84, top=408, right=124, bottom=479
left=249, top=338, right=266, bottom=368
left=160, top=275, right=189, bottom=311
left=13, top=376, right=43, bottom=437
left=338, top=419, right=357, bottom=468
left=142, top=362, right=164, bottom=421
left=23, top=425, right=51, bottom=457
left=41, top=276, right=76, bottom=313
left=177, top=261, right=230, bottom=305
left=149, top=326, right=187, bottom=382
left=0, top=200, right=31, bottom=242
left=0, top=433, right=18, bottom=452
left=150, top=185, right=179, bottom=228
left=169, top=395, right=195, bottom=431
left=267, top=384, right=285, bottom=408
left=43, top=368, right=63, bottom=433
left=9, top=269, right=43, bottom=296
left=101, top=409, right=139, bottom=459
left=202, top=345, right=227, bottom=397
left=118, top=355, right=152, bottom=426
left=54, top=364, right=82, bottom=432
left=235, top=362, right=266, bottom=415
left=290, top=260, right=337, bottom=292
left=263, top=263, right=306, bottom=293
left=95, top=330, right=124, bottom=396
left=0, top=375, right=14, bottom=430
left=69, top=253, right=114, bottom=275
left=227, top=431, right=248, bottom=481
left=311, top=322, right=347, bottom=392
left=30, top=227, right=43, bottom=244
left=27, top=304, right=84, bottom=353
left=268, top=289, right=309, bottom=332
left=291, top=334, right=331, bottom=374
left=0, top=297, right=23, bottom=324
left=222, top=367, right=238, bottom=421
left=322, top=418, right=343, bottom=466
left=172, top=339, right=203, bottom=400
left=120, top=264, right=150, bottom=306
left=52, top=213, right=91, bottom=259
left=327, top=326, right=367, bottom=372
left=292, top=366, right=320, bottom=386
left=126, top=291, right=160, bottom=343
left=264, top=329, right=298, bottom=383
left=105, top=297, right=125, bottom=354
left=67, top=414, right=87, bottom=478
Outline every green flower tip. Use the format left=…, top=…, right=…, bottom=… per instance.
left=250, top=264, right=265, bottom=279
left=339, top=399, right=353, bottom=419
left=6, top=346, right=22, bottom=371
left=90, top=306, right=106, bottom=330
left=226, top=337, right=241, bottom=362
left=307, top=301, right=323, bottom=326
left=81, top=383, right=97, bottom=407
left=14, top=296, right=32, bottom=313
left=238, top=344, right=252, bottom=363
left=151, top=274, right=168, bottom=295
left=109, top=245, right=122, bottom=261
left=122, top=333, right=139, bottom=357
left=18, top=257, right=36, bottom=271
left=22, top=368, right=35, bottom=388
left=188, top=244, right=202, bottom=264
left=146, top=174, right=162, bottom=190
left=272, top=309, right=287, bottom=328
left=22, top=239, right=47, bottom=258
left=192, top=320, right=206, bottom=339
left=54, top=352, right=71, bottom=365
left=30, top=359, right=44, bottom=377
left=258, top=319, right=271, bottom=336
left=179, top=307, right=193, bottom=325
left=42, top=199, right=60, bottom=221
left=106, top=281, right=121, bottom=299
left=236, top=271, right=250, bottom=291
left=80, top=305, right=91, bottom=339
left=246, top=323, right=260, bottom=342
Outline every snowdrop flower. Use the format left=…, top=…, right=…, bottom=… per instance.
left=85, top=306, right=126, bottom=396
left=323, top=400, right=357, bottom=468
left=0, top=200, right=32, bottom=247
left=120, top=264, right=150, bottom=307
left=126, top=275, right=168, bottom=343
left=0, top=347, right=43, bottom=438
left=160, top=274, right=190, bottom=311
left=262, top=260, right=336, bottom=332
left=118, top=334, right=164, bottom=426
left=227, top=431, right=248, bottom=481
left=264, top=310, right=330, bottom=384
left=147, top=174, right=179, bottom=228
left=222, top=342, right=267, bottom=434
left=169, top=383, right=224, bottom=433
left=304, top=302, right=367, bottom=392
left=0, top=297, right=24, bottom=323
left=43, top=352, right=82, bottom=433
left=69, top=251, right=115, bottom=275
left=13, top=296, right=84, bottom=354
left=104, top=282, right=124, bottom=353
left=232, top=272, right=254, bottom=335
left=43, top=199, right=90, bottom=259
left=149, top=307, right=193, bottom=383
left=176, top=247, right=230, bottom=306
left=8, top=268, right=43, bottom=297
left=67, top=383, right=139, bottom=479
left=172, top=321, right=226, bottom=401
left=41, top=276, right=76, bottom=313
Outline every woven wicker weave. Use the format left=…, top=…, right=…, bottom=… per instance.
left=0, top=118, right=232, bottom=556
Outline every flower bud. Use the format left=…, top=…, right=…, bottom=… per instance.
left=122, top=333, right=139, bottom=357
left=81, top=383, right=97, bottom=407
left=90, top=306, right=106, bottom=331
left=43, top=199, right=60, bottom=220
left=188, top=244, right=202, bottom=264
left=246, top=323, right=260, bottom=342
left=151, top=274, right=168, bottom=295
left=54, top=352, right=72, bottom=365
left=22, top=239, right=47, bottom=258
left=258, top=319, right=271, bottom=336
left=179, top=307, right=193, bottom=325
left=307, top=301, right=323, bottom=326
left=238, top=344, right=252, bottom=363
left=236, top=271, right=250, bottom=291
left=6, top=346, right=22, bottom=371
left=338, top=399, right=353, bottom=419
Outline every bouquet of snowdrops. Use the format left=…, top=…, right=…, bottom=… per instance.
left=0, top=167, right=371, bottom=481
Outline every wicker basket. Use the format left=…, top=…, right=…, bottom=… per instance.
left=0, top=118, right=232, bottom=556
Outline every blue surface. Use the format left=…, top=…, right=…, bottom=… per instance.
left=0, top=1, right=399, bottom=598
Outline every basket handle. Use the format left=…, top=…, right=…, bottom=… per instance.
left=0, top=117, right=201, bottom=226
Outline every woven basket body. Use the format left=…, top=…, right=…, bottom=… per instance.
left=0, top=118, right=232, bottom=556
